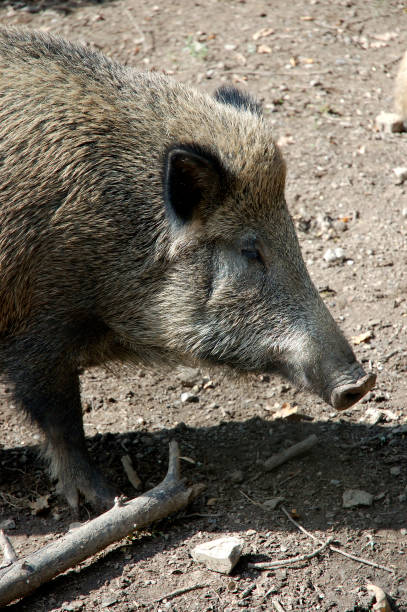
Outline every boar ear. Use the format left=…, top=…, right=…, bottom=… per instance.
left=163, top=144, right=227, bottom=225
left=214, top=85, right=262, bottom=116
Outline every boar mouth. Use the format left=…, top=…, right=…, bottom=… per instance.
left=330, top=372, right=376, bottom=411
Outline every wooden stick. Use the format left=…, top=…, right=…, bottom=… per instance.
left=263, top=434, right=318, bottom=471
left=0, top=441, right=204, bottom=606
left=280, top=506, right=395, bottom=574
left=248, top=537, right=332, bottom=569
left=0, top=530, right=18, bottom=567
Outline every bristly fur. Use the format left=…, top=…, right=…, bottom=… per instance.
left=0, top=27, right=366, bottom=508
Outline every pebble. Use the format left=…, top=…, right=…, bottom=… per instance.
left=0, top=519, right=16, bottom=530
left=323, top=247, right=345, bottom=263
left=361, top=407, right=383, bottom=425
left=180, top=392, right=199, bottom=403
left=342, top=489, right=373, bottom=508
left=101, top=595, right=118, bottom=608
left=375, top=111, right=405, bottom=133
left=393, top=167, right=407, bottom=184
left=402, top=208, right=407, bottom=218
left=229, top=469, right=244, bottom=484
left=191, top=536, right=243, bottom=574
left=176, top=366, right=201, bottom=387
left=390, top=466, right=401, bottom=476
left=262, top=497, right=284, bottom=510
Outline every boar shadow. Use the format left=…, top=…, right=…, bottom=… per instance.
left=0, top=417, right=405, bottom=610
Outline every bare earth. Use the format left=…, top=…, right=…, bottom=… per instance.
left=0, top=0, right=406, bottom=610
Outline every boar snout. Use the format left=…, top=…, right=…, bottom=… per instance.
left=330, top=371, right=376, bottom=411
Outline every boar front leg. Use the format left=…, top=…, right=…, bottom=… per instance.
left=4, top=343, right=116, bottom=510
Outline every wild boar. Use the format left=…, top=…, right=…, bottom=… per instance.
left=0, top=28, right=375, bottom=509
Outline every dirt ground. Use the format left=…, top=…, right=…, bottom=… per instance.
left=0, top=0, right=406, bottom=610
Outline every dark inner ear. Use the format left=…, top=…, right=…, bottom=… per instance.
left=163, top=144, right=227, bottom=225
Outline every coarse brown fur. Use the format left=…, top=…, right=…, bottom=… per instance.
left=0, top=28, right=373, bottom=509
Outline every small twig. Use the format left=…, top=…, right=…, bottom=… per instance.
left=121, top=455, right=142, bottom=491
left=263, top=434, right=318, bottom=472
left=278, top=469, right=301, bottom=486
left=153, top=583, right=210, bottom=603
left=241, top=583, right=256, bottom=599
left=272, top=597, right=287, bottom=612
left=248, top=537, right=332, bottom=570
left=221, top=69, right=333, bottom=77
left=0, top=531, right=18, bottom=568
left=239, top=489, right=264, bottom=508
left=280, top=506, right=395, bottom=574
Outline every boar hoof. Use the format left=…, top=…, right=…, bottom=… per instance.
left=56, top=467, right=117, bottom=512
left=331, top=372, right=377, bottom=411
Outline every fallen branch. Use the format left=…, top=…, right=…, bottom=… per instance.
left=248, top=537, right=332, bottom=570
left=0, top=441, right=204, bottom=607
left=263, top=434, right=318, bottom=471
left=280, top=506, right=395, bottom=574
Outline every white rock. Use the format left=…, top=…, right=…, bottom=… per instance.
left=402, top=208, right=407, bottom=218
left=323, top=247, right=345, bottom=263
left=180, top=391, right=199, bottom=403
left=191, top=536, right=243, bottom=574
left=393, top=167, right=407, bottom=184
left=342, top=489, right=373, bottom=508
left=375, top=111, right=405, bottom=133
left=362, top=407, right=383, bottom=425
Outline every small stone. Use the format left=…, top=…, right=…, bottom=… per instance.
left=263, top=497, right=284, bottom=510
left=343, top=489, right=374, bottom=508
left=229, top=469, right=244, bottom=484
left=191, top=536, right=243, bottom=574
left=362, top=407, right=383, bottom=425
left=0, top=519, right=16, bottom=530
left=180, top=392, right=199, bottom=403
left=393, top=167, right=407, bottom=184
left=375, top=111, right=405, bottom=133
left=63, top=602, right=84, bottom=611
left=390, top=466, right=401, bottom=476
left=177, top=367, right=201, bottom=387
left=101, top=596, right=118, bottom=608
left=402, top=208, right=407, bottom=218
left=323, top=247, right=345, bottom=263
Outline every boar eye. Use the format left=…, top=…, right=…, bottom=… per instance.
left=241, top=247, right=264, bottom=264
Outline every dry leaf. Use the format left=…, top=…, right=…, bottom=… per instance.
left=232, top=74, right=247, bottom=84
left=271, top=405, right=307, bottom=422
left=252, top=27, right=274, bottom=40
left=257, top=44, right=272, bottom=54
left=29, top=494, right=50, bottom=516
left=366, top=584, right=391, bottom=612
left=351, top=330, right=374, bottom=345
left=290, top=56, right=298, bottom=67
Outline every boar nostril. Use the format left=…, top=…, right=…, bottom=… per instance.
left=331, top=372, right=377, bottom=411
